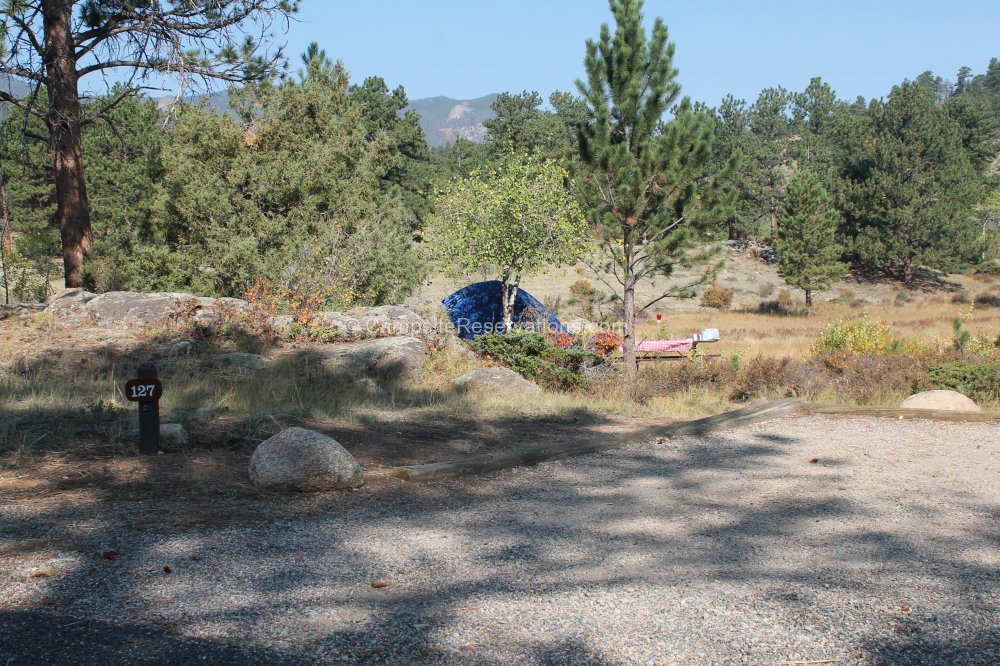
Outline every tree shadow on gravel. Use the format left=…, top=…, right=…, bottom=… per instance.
left=3, top=362, right=999, bottom=663
left=0, top=609, right=302, bottom=665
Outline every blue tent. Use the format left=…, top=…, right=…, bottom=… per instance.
left=442, top=280, right=569, bottom=340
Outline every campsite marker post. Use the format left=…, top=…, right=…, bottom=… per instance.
left=125, top=363, right=162, bottom=455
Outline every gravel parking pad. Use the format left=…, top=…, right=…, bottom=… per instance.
left=2, top=415, right=998, bottom=664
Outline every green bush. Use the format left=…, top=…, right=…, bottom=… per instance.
left=927, top=361, right=1000, bottom=402
left=470, top=331, right=599, bottom=390
left=974, top=260, right=1000, bottom=276
left=811, top=317, right=893, bottom=355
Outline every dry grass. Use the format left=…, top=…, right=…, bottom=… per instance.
left=2, top=269, right=999, bottom=457
left=638, top=297, right=1000, bottom=359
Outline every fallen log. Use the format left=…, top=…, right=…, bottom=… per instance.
left=801, top=403, right=1000, bottom=423
left=390, top=397, right=802, bottom=483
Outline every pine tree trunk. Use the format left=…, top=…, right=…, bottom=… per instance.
left=805, top=288, right=813, bottom=310
left=43, top=0, right=91, bottom=289
left=622, top=277, right=637, bottom=378
left=1, top=176, right=11, bottom=305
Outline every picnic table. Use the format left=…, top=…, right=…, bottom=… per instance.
left=633, top=328, right=720, bottom=368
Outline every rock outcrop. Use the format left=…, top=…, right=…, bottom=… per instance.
left=320, top=336, right=428, bottom=379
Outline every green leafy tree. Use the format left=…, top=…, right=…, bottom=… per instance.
left=548, top=90, right=589, bottom=153
left=839, top=81, right=984, bottom=283
left=774, top=171, right=845, bottom=309
left=431, top=153, right=586, bottom=332
left=914, top=70, right=952, bottom=104
left=0, top=0, right=298, bottom=287
left=575, top=0, right=734, bottom=374
left=976, top=187, right=1000, bottom=265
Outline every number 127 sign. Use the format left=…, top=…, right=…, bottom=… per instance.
left=124, top=378, right=163, bottom=402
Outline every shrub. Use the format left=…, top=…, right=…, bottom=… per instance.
left=548, top=331, right=574, bottom=349
left=811, top=317, right=893, bottom=355
left=834, top=352, right=929, bottom=404
left=974, top=292, right=1000, bottom=308
left=627, top=356, right=739, bottom=401
left=951, top=290, right=970, bottom=304
left=700, top=285, right=734, bottom=310
left=757, top=288, right=799, bottom=315
left=471, top=331, right=599, bottom=390
left=927, top=361, right=1000, bottom=402
left=829, top=289, right=857, bottom=306
left=590, top=329, right=623, bottom=357
left=974, top=260, right=1000, bottom=276
left=729, top=355, right=794, bottom=401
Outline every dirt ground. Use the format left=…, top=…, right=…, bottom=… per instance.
left=0, top=406, right=664, bottom=541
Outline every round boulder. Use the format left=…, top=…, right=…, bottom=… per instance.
left=454, top=367, right=542, bottom=394
left=249, top=427, right=363, bottom=492
left=900, top=390, right=981, bottom=412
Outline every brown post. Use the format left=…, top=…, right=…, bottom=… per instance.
left=134, top=363, right=161, bottom=455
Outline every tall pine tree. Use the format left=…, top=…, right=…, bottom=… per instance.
left=774, top=171, right=845, bottom=309
left=839, top=81, right=983, bottom=283
left=576, top=0, right=735, bottom=375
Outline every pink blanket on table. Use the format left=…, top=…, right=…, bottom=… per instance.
left=635, top=339, right=695, bottom=353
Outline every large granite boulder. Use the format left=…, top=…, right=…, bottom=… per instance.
left=81, top=292, right=213, bottom=327
left=44, top=289, right=98, bottom=320
left=454, top=367, right=542, bottom=394
left=45, top=291, right=250, bottom=329
left=900, top=390, right=981, bottom=412
left=320, top=336, right=428, bottom=379
left=249, top=427, right=363, bottom=492
left=349, top=305, right=433, bottom=338
left=312, top=311, right=363, bottom=336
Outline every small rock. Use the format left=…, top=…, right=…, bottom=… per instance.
left=454, top=367, right=542, bottom=394
left=900, top=390, right=981, bottom=412
left=249, top=427, right=363, bottom=492
left=159, top=423, right=189, bottom=447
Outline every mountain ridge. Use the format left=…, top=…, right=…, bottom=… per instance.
left=1, top=75, right=497, bottom=147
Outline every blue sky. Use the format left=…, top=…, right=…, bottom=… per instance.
left=275, top=0, right=1000, bottom=106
